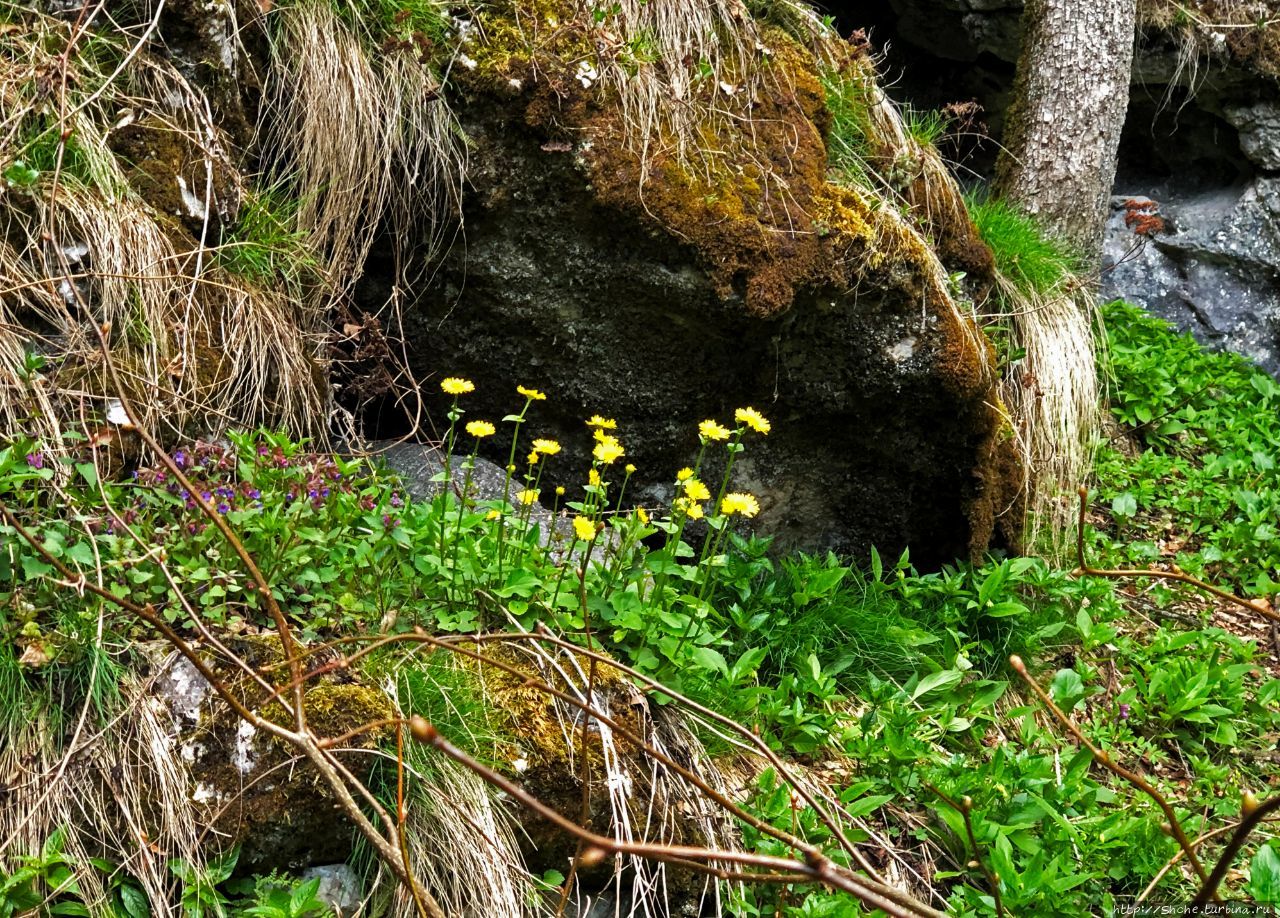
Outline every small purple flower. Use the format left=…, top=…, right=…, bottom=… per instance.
left=308, top=488, right=319, bottom=499
left=200, top=491, right=212, bottom=502
left=360, top=496, right=375, bottom=511
left=383, top=513, right=401, bottom=529
left=1118, top=703, right=1131, bottom=721
left=173, top=449, right=187, bottom=469
left=320, top=487, right=330, bottom=498
left=179, top=489, right=189, bottom=500
left=390, top=493, right=403, bottom=508
left=216, top=502, right=230, bottom=514
left=257, top=444, right=269, bottom=457
left=216, top=486, right=235, bottom=499
left=247, top=488, right=261, bottom=500
left=25, top=451, right=43, bottom=469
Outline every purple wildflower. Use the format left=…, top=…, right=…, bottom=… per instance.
left=173, top=449, right=187, bottom=469
left=390, top=493, right=403, bottom=508
left=1118, top=703, right=1131, bottom=721
left=216, top=502, right=230, bottom=514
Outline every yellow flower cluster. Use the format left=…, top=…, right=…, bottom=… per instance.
left=532, top=438, right=561, bottom=455
left=675, top=497, right=704, bottom=520
left=517, top=385, right=547, bottom=401
left=572, top=516, right=596, bottom=540
left=440, top=377, right=474, bottom=395
left=720, top=492, right=760, bottom=518
left=683, top=479, right=710, bottom=502
left=676, top=467, right=694, bottom=482
left=517, top=488, right=539, bottom=505
left=699, top=419, right=730, bottom=441
left=586, top=415, right=617, bottom=430
left=465, top=420, right=495, bottom=438
left=735, top=407, right=769, bottom=435
left=593, top=432, right=625, bottom=465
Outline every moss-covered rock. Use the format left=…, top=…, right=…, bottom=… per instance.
left=155, top=637, right=393, bottom=872
left=396, top=1, right=1021, bottom=564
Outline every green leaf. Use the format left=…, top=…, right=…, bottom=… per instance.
left=1076, top=607, right=1093, bottom=642
left=1050, top=669, right=1084, bottom=708
left=911, top=668, right=962, bottom=701
left=120, top=885, right=151, bottom=918
left=690, top=646, right=728, bottom=674
left=75, top=462, right=98, bottom=488
left=1252, top=844, right=1280, bottom=903
left=1111, top=492, right=1137, bottom=518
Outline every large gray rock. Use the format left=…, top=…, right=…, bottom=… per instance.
left=1102, top=186, right=1280, bottom=374
left=395, top=92, right=1016, bottom=567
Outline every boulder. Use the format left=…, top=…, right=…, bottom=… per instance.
left=395, top=22, right=1020, bottom=567
left=1103, top=186, right=1280, bottom=374
left=153, top=639, right=393, bottom=872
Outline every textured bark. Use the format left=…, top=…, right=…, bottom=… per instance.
left=995, top=0, right=1138, bottom=263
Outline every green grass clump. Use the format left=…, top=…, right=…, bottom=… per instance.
left=330, top=0, right=451, bottom=47
left=819, top=68, right=876, bottom=187
left=216, top=187, right=318, bottom=292
left=968, top=196, right=1081, bottom=297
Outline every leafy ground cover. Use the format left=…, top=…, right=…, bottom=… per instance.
left=4, top=301, right=1280, bottom=914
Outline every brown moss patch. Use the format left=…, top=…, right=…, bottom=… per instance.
left=109, top=117, right=240, bottom=242
left=965, top=403, right=1026, bottom=561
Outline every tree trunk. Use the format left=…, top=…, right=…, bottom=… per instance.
left=995, top=0, right=1137, bottom=264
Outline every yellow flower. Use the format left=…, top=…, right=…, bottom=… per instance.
left=734, top=407, right=770, bottom=435
left=517, top=385, right=547, bottom=401
left=588, top=469, right=602, bottom=487
left=527, top=450, right=540, bottom=466
left=441, top=377, right=475, bottom=395
left=517, top=488, right=539, bottom=505
left=555, top=486, right=566, bottom=496
left=485, top=509, right=501, bottom=521
left=676, top=467, right=694, bottom=482
left=624, top=463, right=636, bottom=475
left=699, top=419, right=730, bottom=441
left=685, top=501, right=704, bottom=521
left=636, top=506, right=649, bottom=524
left=573, top=516, right=596, bottom=541
left=720, top=492, right=760, bottom=518
left=532, top=438, right=561, bottom=455
left=593, top=438, right=625, bottom=465
left=684, top=479, right=711, bottom=502
left=586, top=415, right=617, bottom=430
left=465, top=420, right=495, bottom=438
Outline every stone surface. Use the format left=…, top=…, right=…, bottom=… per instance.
left=1224, top=100, right=1280, bottom=171
left=1102, top=187, right=1280, bottom=374
left=301, top=864, right=365, bottom=917
left=150, top=640, right=393, bottom=872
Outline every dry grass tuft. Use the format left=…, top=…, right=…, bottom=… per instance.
left=263, top=1, right=466, bottom=295
left=0, top=7, right=331, bottom=447
left=0, top=669, right=208, bottom=918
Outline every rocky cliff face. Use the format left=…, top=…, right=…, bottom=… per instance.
left=832, top=0, right=1280, bottom=373
left=391, top=7, right=1021, bottom=565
